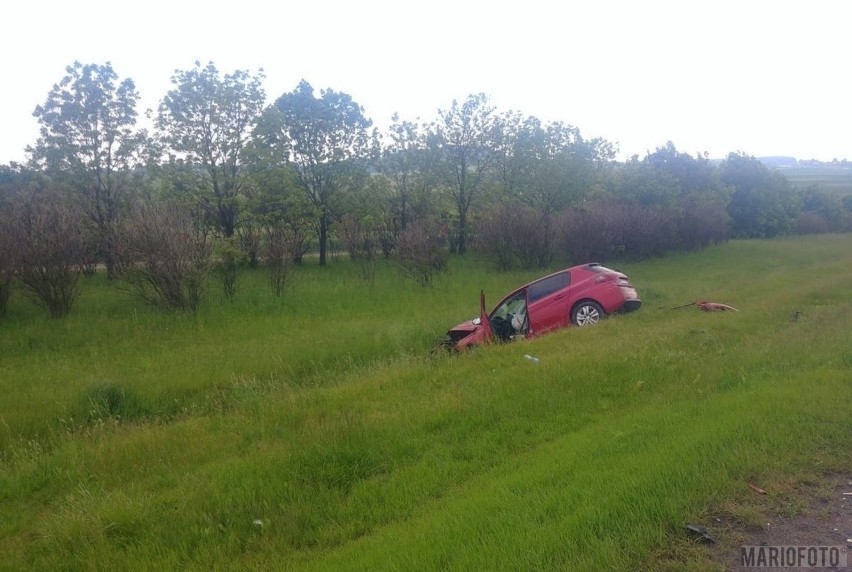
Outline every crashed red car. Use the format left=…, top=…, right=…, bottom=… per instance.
left=445, top=263, right=641, bottom=350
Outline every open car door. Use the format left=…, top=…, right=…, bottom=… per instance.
left=479, top=290, right=493, bottom=342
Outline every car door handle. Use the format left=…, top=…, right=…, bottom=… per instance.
left=553, top=294, right=564, bottom=300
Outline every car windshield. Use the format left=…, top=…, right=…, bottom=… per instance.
left=491, top=292, right=525, bottom=320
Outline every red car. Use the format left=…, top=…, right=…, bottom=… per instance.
left=445, top=263, right=641, bottom=350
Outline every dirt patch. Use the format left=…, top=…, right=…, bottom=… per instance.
left=706, top=474, right=851, bottom=570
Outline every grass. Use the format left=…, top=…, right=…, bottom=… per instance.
left=1, top=234, right=850, bottom=570
left=778, top=165, right=852, bottom=194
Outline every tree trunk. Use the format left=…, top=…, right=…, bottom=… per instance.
left=104, top=227, right=117, bottom=280
left=456, top=209, right=467, bottom=254
left=319, top=210, right=328, bottom=266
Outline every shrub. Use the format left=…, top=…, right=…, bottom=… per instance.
left=794, top=211, right=832, bottom=235
left=475, top=202, right=555, bottom=271
left=119, top=202, right=210, bottom=313
left=394, top=219, right=448, bottom=287
left=237, top=223, right=262, bottom=267
left=337, top=214, right=379, bottom=282
left=562, top=201, right=682, bottom=263
left=0, top=212, right=15, bottom=318
left=676, top=194, right=730, bottom=250
left=263, top=222, right=293, bottom=297
left=6, top=193, right=84, bottom=319
left=214, top=236, right=245, bottom=302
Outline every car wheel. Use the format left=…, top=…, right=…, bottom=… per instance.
left=571, top=301, right=604, bottom=326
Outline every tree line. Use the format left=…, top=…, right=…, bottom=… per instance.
left=1, top=61, right=850, bottom=319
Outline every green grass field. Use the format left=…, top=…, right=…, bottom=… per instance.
left=1, top=235, right=851, bottom=570
left=778, top=165, right=852, bottom=194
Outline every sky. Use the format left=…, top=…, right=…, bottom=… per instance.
left=2, top=0, right=849, bottom=164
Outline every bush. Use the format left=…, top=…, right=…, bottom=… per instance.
left=119, top=202, right=210, bottom=313
left=475, top=203, right=555, bottom=271
left=394, top=219, right=448, bottom=287
left=263, top=222, right=293, bottom=297
left=237, top=223, right=262, bottom=267
left=794, top=211, right=833, bottom=235
left=676, top=194, right=730, bottom=250
left=6, top=193, right=84, bottom=319
left=337, top=214, right=379, bottom=282
left=562, top=201, right=682, bottom=263
left=0, top=219, right=14, bottom=318
left=214, top=236, right=245, bottom=302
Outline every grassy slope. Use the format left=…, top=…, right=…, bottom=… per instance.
left=1, top=235, right=850, bottom=570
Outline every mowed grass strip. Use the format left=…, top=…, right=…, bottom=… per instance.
left=0, top=234, right=850, bottom=570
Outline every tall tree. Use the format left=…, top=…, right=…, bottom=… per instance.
left=157, top=62, right=265, bottom=237
left=377, top=115, right=439, bottom=247
left=430, top=93, right=497, bottom=254
left=266, top=80, right=375, bottom=265
left=28, top=61, right=147, bottom=278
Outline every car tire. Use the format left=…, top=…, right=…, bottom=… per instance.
left=571, top=301, right=604, bottom=326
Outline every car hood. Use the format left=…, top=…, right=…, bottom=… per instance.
left=449, top=318, right=480, bottom=334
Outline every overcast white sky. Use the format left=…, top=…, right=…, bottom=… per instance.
left=2, top=0, right=849, bottom=164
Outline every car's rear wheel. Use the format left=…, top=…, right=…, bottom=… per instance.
left=571, top=301, right=604, bottom=326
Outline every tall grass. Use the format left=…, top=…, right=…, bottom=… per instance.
left=1, top=234, right=850, bottom=570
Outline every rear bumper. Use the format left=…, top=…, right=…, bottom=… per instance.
left=620, top=299, right=642, bottom=312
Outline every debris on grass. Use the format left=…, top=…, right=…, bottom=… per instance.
left=747, top=483, right=768, bottom=495
left=685, top=522, right=717, bottom=544
left=670, top=300, right=739, bottom=312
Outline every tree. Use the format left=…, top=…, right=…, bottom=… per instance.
left=430, top=93, right=498, bottom=254
left=266, top=80, right=376, bottom=266
left=721, top=152, right=800, bottom=238
left=644, top=141, right=718, bottom=195
left=29, top=61, right=147, bottom=278
left=377, top=115, right=440, bottom=251
left=157, top=62, right=266, bottom=238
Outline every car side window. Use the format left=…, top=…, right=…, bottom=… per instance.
left=528, top=272, right=570, bottom=302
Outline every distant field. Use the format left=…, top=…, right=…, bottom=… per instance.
left=1, top=235, right=851, bottom=570
left=777, top=165, right=852, bottom=194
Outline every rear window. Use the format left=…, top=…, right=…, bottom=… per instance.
left=587, top=264, right=619, bottom=274
left=528, top=272, right=570, bottom=302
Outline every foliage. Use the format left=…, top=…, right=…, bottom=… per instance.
left=376, top=115, right=441, bottom=252
left=214, top=236, right=245, bottom=302
left=493, top=112, right=612, bottom=213
left=0, top=210, right=15, bottom=317
left=11, top=68, right=845, bottom=282
left=156, top=62, right=266, bottom=237
left=721, top=151, right=800, bottom=238
left=265, top=80, right=376, bottom=265
left=237, top=223, right=262, bottom=267
left=5, top=192, right=85, bottom=318
left=430, top=93, right=498, bottom=254
left=475, top=202, right=555, bottom=270
left=336, top=213, right=379, bottom=282
left=394, top=218, right=448, bottom=286
left=118, top=202, right=210, bottom=313
left=263, top=221, right=292, bottom=297
left=28, top=61, right=148, bottom=278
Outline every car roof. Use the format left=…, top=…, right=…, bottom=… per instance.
left=524, top=262, right=604, bottom=286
